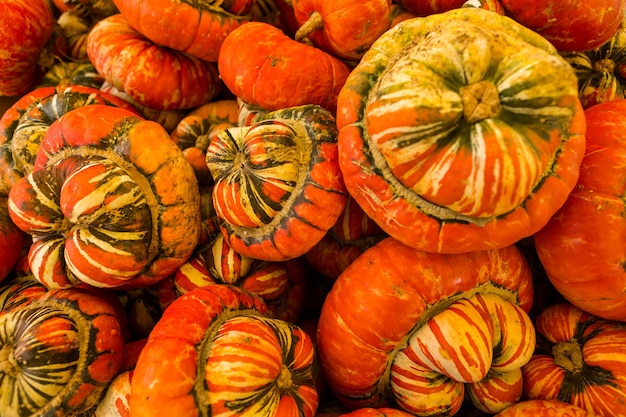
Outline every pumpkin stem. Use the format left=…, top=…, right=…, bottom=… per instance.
left=552, top=341, right=584, bottom=373
left=594, top=58, right=615, bottom=74
left=460, top=80, right=501, bottom=123
left=0, top=345, right=19, bottom=378
left=294, top=11, right=323, bottom=46
left=276, top=364, right=294, bottom=391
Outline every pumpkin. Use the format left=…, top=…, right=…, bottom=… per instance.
left=206, top=105, right=348, bottom=261
left=129, top=284, right=319, bottom=417
left=500, top=0, right=625, bottom=52
left=218, top=21, right=352, bottom=113
left=521, top=302, right=626, bottom=416
left=316, top=237, right=535, bottom=415
left=57, top=9, right=93, bottom=61
left=0, top=0, right=56, bottom=96
left=173, top=234, right=308, bottom=323
left=561, top=21, right=626, bottom=108
left=336, top=7, right=586, bottom=254
left=0, top=84, right=138, bottom=197
left=494, top=399, right=601, bottom=417
left=0, top=287, right=124, bottom=416
left=170, top=99, right=240, bottom=184
left=533, top=99, right=626, bottom=321
left=292, top=0, right=392, bottom=61
left=398, top=0, right=466, bottom=15
left=462, top=0, right=505, bottom=13
left=38, top=60, right=105, bottom=90
left=303, top=196, right=387, bottom=280
left=339, top=407, right=416, bottom=417
left=94, top=370, right=133, bottom=417
left=0, top=197, right=24, bottom=282
left=7, top=104, right=202, bottom=289
left=87, top=13, right=222, bottom=111
left=112, top=0, right=251, bottom=63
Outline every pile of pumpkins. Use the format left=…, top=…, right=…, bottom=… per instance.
left=0, top=0, right=625, bottom=416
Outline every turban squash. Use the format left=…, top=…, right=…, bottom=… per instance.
left=317, top=237, right=535, bottom=415
left=336, top=7, right=586, bottom=254
left=7, top=104, right=201, bottom=289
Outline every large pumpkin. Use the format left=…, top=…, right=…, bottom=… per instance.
left=129, top=284, right=319, bottom=417
left=0, top=287, right=124, bottom=416
left=336, top=7, right=586, bottom=254
left=0, top=0, right=55, bottom=96
left=533, top=99, right=626, bottom=321
left=522, top=302, right=626, bottom=416
left=7, top=104, right=201, bottom=289
left=316, top=237, right=535, bottom=415
left=205, top=105, right=348, bottom=261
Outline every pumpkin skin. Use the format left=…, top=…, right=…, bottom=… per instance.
left=522, top=303, right=626, bottom=416
left=87, top=13, right=222, bottom=111
left=129, top=284, right=319, bottom=417
left=501, top=0, right=625, bottom=52
left=292, top=0, right=392, bottom=61
left=336, top=7, right=586, bottom=254
left=0, top=287, right=124, bottom=416
left=494, top=399, right=601, bottom=417
left=0, top=197, right=24, bottom=282
left=0, top=84, right=138, bottom=197
left=533, top=99, right=626, bottom=321
left=399, top=0, right=466, bottom=16
left=0, top=0, right=55, bottom=96
left=561, top=23, right=626, bottom=108
left=7, top=104, right=201, bottom=290
left=316, top=237, right=535, bottom=414
left=218, top=21, right=352, bottom=113
left=112, top=0, right=250, bottom=62
left=206, top=105, right=348, bottom=261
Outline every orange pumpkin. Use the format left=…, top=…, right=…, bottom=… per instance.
left=0, top=197, right=24, bottom=282
left=533, top=99, right=626, bottom=321
left=494, top=399, right=601, bottom=417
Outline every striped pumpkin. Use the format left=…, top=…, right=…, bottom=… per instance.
left=316, top=237, right=535, bottom=415
left=0, top=84, right=137, bottom=197
left=0, top=287, right=124, bottom=416
left=7, top=104, right=201, bottom=289
left=522, top=303, right=626, bottom=417
left=206, top=104, right=348, bottom=261
left=129, top=284, right=319, bottom=417
left=336, top=7, right=586, bottom=254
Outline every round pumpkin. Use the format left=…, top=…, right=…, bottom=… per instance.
left=316, top=237, right=535, bottom=415
left=494, top=399, right=601, bottom=417
left=129, top=284, right=319, bottom=417
left=205, top=105, right=348, bottom=261
left=7, top=104, right=201, bottom=289
left=0, top=0, right=55, bottom=96
left=87, top=13, right=222, bottom=111
left=522, top=302, right=626, bottom=416
left=533, top=99, right=626, bottom=321
left=0, top=287, right=124, bottom=416
left=336, top=7, right=586, bottom=254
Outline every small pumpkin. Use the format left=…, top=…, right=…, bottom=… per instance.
left=500, top=0, right=625, bottom=52
left=317, top=237, right=535, bottom=415
left=38, top=60, right=105, bottom=90
left=494, top=399, right=601, bottom=417
left=206, top=104, right=348, bottom=261
left=0, top=287, right=124, bottom=416
left=129, top=284, right=319, bottom=417
left=7, top=104, right=202, bottom=289
left=522, top=302, right=626, bottom=416
left=336, top=7, right=586, bottom=254
left=218, top=21, right=352, bottom=113
left=292, top=0, right=392, bottom=61
left=87, top=13, right=222, bottom=111
left=533, top=99, right=626, bottom=321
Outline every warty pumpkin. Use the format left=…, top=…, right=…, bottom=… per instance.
left=521, top=302, right=626, bottom=416
left=7, top=104, right=202, bottom=290
left=206, top=104, right=348, bottom=261
left=316, top=237, right=535, bottom=415
left=129, top=284, right=319, bottom=417
left=0, top=287, right=124, bottom=416
left=87, top=13, right=222, bottom=111
left=533, top=99, right=626, bottom=321
left=336, top=7, right=586, bottom=254
left=218, top=21, right=352, bottom=114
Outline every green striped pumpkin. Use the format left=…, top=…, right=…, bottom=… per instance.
left=0, top=287, right=124, bottom=416
left=7, top=104, right=201, bottom=289
left=336, top=7, right=586, bottom=254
